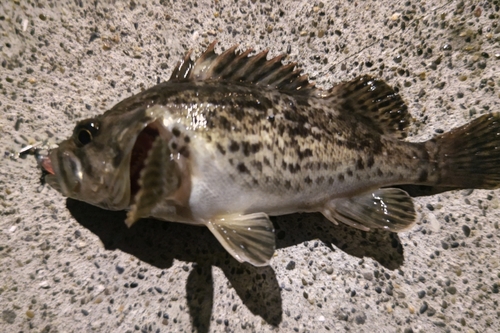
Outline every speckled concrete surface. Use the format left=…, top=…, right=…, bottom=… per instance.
left=1, top=1, right=499, bottom=332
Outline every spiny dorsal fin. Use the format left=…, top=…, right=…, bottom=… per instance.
left=325, top=75, right=411, bottom=139
left=168, top=41, right=316, bottom=93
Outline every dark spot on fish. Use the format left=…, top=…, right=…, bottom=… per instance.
left=281, top=161, right=287, bottom=170
left=206, top=134, right=212, bottom=143
left=418, top=169, right=428, bottom=182
left=268, top=115, right=275, bottom=123
left=338, top=174, right=345, bottom=182
left=252, top=161, right=263, bottom=172
left=263, top=156, right=271, bottom=166
left=297, top=148, right=313, bottom=160
left=376, top=168, right=383, bottom=177
left=216, top=143, right=226, bottom=155
left=219, top=115, right=232, bottom=131
left=242, top=141, right=250, bottom=156
left=229, top=141, right=240, bottom=152
left=179, top=146, right=189, bottom=158
left=315, top=176, right=324, bottom=185
left=184, top=136, right=190, bottom=144
left=172, top=127, right=181, bottom=137
left=304, top=176, right=313, bottom=184
left=288, top=124, right=311, bottom=138
left=367, top=156, right=375, bottom=168
left=328, top=177, right=334, bottom=185
left=278, top=124, right=286, bottom=136
left=356, top=158, right=364, bottom=170
left=251, top=143, right=261, bottom=154
left=171, top=142, right=178, bottom=150
left=237, top=163, right=249, bottom=173
left=252, top=178, right=259, bottom=185
left=228, top=158, right=233, bottom=166
left=347, top=169, right=353, bottom=177
left=288, top=163, right=301, bottom=174
left=245, top=99, right=270, bottom=112
left=284, top=180, right=291, bottom=190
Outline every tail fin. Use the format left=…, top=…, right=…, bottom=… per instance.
left=433, top=112, right=500, bottom=189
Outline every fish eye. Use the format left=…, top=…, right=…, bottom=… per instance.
left=77, top=129, right=93, bottom=145
left=75, top=121, right=99, bottom=147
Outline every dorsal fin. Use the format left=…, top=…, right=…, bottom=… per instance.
left=168, top=41, right=316, bottom=93
left=169, top=43, right=410, bottom=138
left=325, top=76, right=411, bottom=139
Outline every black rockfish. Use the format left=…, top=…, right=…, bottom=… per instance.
left=40, top=42, right=500, bottom=266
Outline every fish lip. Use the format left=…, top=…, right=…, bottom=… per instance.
left=39, top=155, right=55, bottom=176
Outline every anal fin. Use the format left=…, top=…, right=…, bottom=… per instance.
left=322, top=188, right=416, bottom=232
left=206, top=213, right=275, bottom=267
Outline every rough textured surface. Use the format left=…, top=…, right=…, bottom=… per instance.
left=1, top=1, right=499, bottom=332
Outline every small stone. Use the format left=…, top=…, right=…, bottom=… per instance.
left=363, top=272, right=373, bottom=281
left=115, top=265, right=125, bottom=274
left=286, top=261, right=295, bottom=270
left=427, top=307, right=436, bottom=316
left=419, top=302, right=428, bottom=314
left=417, top=290, right=426, bottom=299
left=26, top=310, right=35, bottom=319
left=2, top=310, right=16, bottom=324
left=355, top=312, right=366, bottom=325
left=39, top=281, right=50, bottom=289
left=325, top=267, right=333, bottom=275
left=447, top=286, right=457, bottom=295
left=81, top=309, right=89, bottom=316
left=462, top=225, right=471, bottom=237
left=75, top=241, right=87, bottom=249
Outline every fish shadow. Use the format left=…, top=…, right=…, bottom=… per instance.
left=66, top=198, right=404, bottom=332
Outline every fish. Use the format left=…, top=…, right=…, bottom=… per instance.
left=39, top=41, right=500, bottom=267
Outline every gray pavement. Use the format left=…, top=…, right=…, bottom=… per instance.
left=1, top=1, right=499, bottom=332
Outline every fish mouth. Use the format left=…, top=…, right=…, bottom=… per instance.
left=129, top=121, right=161, bottom=202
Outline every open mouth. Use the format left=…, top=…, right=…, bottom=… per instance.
left=129, top=124, right=160, bottom=200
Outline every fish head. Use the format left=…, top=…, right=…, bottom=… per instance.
left=40, top=104, right=166, bottom=211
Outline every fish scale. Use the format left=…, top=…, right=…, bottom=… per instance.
left=39, top=41, right=500, bottom=266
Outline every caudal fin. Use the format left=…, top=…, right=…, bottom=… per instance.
left=433, top=112, right=500, bottom=189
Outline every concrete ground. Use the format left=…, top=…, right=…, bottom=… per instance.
left=1, top=0, right=499, bottom=332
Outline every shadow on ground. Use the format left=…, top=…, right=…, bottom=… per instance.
left=67, top=198, right=404, bottom=332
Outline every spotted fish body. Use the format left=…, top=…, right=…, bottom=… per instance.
left=41, top=42, right=500, bottom=266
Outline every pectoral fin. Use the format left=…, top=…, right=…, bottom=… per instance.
left=322, top=188, right=416, bottom=232
left=206, top=213, right=275, bottom=267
